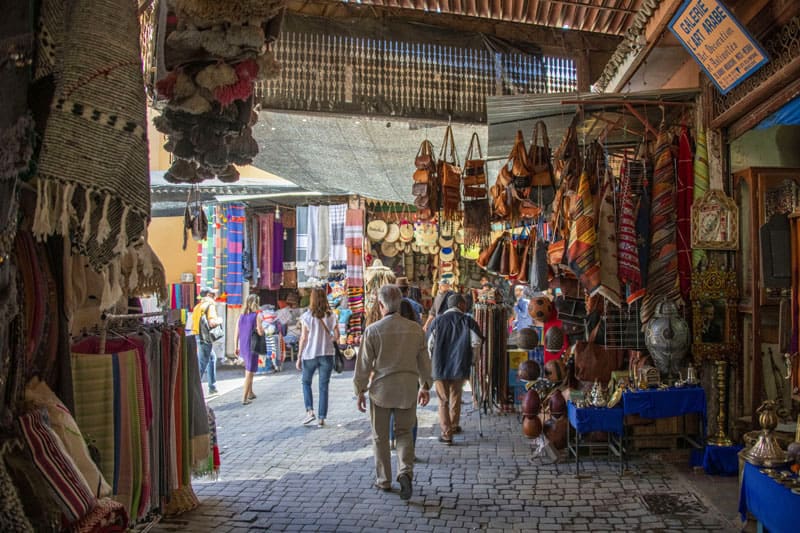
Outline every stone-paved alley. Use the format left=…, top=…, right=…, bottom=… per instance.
left=152, top=367, right=742, bottom=532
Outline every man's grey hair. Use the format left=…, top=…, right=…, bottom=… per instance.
left=447, top=293, right=465, bottom=310
left=378, top=284, right=402, bottom=314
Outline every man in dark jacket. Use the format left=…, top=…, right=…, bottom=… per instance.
left=427, top=293, right=483, bottom=444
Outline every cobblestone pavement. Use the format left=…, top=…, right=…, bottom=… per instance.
left=153, top=367, right=740, bottom=532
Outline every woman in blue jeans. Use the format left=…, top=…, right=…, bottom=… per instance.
left=296, top=287, right=337, bottom=427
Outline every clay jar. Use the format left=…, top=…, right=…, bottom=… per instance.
left=522, top=416, right=543, bottom=439
left=522, top=389, right=541, bottom=417
left=518, top=360, right=541, bottom=382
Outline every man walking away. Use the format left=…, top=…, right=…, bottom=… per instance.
left=396, top=276, right=423, bottom=324
left=427, top=293, right=483, bottom=444
left=354, top=285, right=432, bottom=500
left=191, top=287, right=222, bottom=396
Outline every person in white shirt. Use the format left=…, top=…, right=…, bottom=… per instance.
left=296, top=287, right=337, bottom=427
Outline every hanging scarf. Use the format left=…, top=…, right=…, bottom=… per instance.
left=213, top=207, right=224, bottom=292
left=329, top=204, right=347, bottom=271
left=692, top=129, right=709, bottom=269
left=345, top=208, right=364, bottom=287
left=271, top=218, right=284, bottom=289
left=617, top=160, right=642, bottom=302
left=306, top=205, right=330, bottom=279
left=596, top=170, right=622, bottom=306
left=641, top=128, right=682, bottom=324
left=295, top=206, right=311, bottom=288
left=199, top=206, right=215, bottom=290
left=676, top=127, right=694, bottom=300
left=567, top=169, right=599, bottom=294
left=224, top=204, right=245, bottom=307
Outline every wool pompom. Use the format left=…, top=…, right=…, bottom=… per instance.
left=195, top=63, right=237, bottom=91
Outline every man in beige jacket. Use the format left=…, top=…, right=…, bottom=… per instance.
left=354, top=284, right=432, bottom=500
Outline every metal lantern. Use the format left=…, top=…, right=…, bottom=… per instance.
left=643, top=299, right=690, bottom=379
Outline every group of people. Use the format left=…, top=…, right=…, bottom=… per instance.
left=192, top=278, right=484, bottom=501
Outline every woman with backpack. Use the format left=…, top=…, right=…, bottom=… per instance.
left=297, top=287, right=337, bottom=427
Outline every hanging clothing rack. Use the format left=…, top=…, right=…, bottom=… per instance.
left=98, top=310, right=169, bottom=354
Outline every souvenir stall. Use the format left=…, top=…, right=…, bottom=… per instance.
left=0, top=0, right=286, bottom=529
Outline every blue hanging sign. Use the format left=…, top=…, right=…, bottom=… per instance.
left=668, top=0, right=769, bottom=94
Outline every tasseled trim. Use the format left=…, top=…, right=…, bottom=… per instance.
left=113, top=205, right=130, bottom=256
left=127, top=254, right=139, bottom=292
left=58, top=182, right=75, bottom=236
left=81, top=188, right=92, bottom=244
left=100, top=268, right=113, bottom=311
left=96, top=195, right=112, bottom=243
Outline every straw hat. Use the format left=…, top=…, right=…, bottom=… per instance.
left=429, top=244, right=441, bottom=255
left=411, top=242, right=421, bottom=253
left=399, top=221, right=414, bottom=242
left=380, top=240, right=399, bottom=257
left=385, top=222, right=401, bottom=243
left=394, top=240, right=405, bottom=251
left=438, top=234, right=455, bottom=248
left=439, top=261, right=454, bottom=273
left=439, top=246, right=455, bottom=262
left=367, top=220, right=388, bottom=241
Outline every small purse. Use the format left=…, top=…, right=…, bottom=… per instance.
left=319, top=318, right=345, bottom=374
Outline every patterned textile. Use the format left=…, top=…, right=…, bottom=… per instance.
left=641, top=129, right=682, bottom=324
left=199, top=206, right=215, bottom=289
left=213, top=207, right=226, bottom=292
left=677, top=127, right=694, bottom=300
left=692, top=130, right=709, bottom=269
left=257, top=213, right=282, bottom=290
left=307, top=205, right=331, bottom=279
left=617, top=160, right=642, bottom=302
left=272, top=218, right=284, bottom=286
left=596, top=171, right=621, bottom=306
left=19, top=409, right=97, bottom=524
left=3, top=442, right=63, bottom=532
left=69, top=497, right=128, bottom=533
left=345, top=209, right=364, bottom=287
left=225, top=204, right=246, bottom=307
left=296, top=206, right=310, bottom=287
left=0, top=444, right=34, bottom=533
left=329, top=204, right=347, bottom=271
left=32, top=0, right=149, bottom=270
left=567, top=170, right=600, bottom=294
left=636, top=177, right=652, bottom=289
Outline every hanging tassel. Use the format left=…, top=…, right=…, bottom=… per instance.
left=96, top=195, right=112, bottom=243
left=58, top=182, right=74, bottom=236
left=100, top=268, right=114, bottom=311
left=81, top=188, right=93, bottom=244
left=107, top=261, right=123, bottom=309
left=128, top=254, right=139, bottom=293
left=32, top=179, right=45, bottom=237
left=113, top=205, right=130, bottom=255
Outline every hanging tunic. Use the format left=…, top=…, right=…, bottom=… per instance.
left=692, top=130, right=710, bottom=269
left=567, top=169, right=600, bottom=295
left=641, top=129, right=682, bottom=325
left=596, top=170, right=622, bottom=306
left=676, top=127, right=694, bottom=300
left=617, top=160, right=643, bottom=303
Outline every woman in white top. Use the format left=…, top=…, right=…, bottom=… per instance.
left=296, top=287, right=337, bottom=426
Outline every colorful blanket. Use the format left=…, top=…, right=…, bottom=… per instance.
left=296, top=206, right=310, bottom=287
left=345, top=209, right=364, bottom=287
left=329, top=204, right=347, bottom=271
left=677, top=127, right=694, bottom=300
left=617, top=159, right=642, bottom=302
left=225, top=203, right=246, bottom=307
left=567, top=170, right=599, bottom=294
left=596, top=170, right=621, bottom=306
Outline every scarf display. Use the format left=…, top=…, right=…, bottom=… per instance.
left=199, top=206, right=215, bottom=289
left=213, top=207, right=227, bottom=292
left=567, top=169, right=600, bottom=295
left=345, top=209, right=365, bottom=287
left=617, top=160, right=642, bottom=302
left=257, top=213, right=278, bottom=290
left=295, top=206, right=311, bottom=288
left=676, top=127, right=694, bottom=300
left=641, top=128, right=682, bottom=324
left=635, top=166, right=652, bottom=290
left=306, top=205, right=331, bottom=279
left=692, top=130, right=709, bottom=269
left=271, top=218, right=284, bottom=288
left=31, top=0, right=149, bottom=271
left=224, top=204, right=246, bottom=307
left=329, top=204, right=347, bottom=271
left=346, top=287, right=365, bottom=345
left=596, top=170, right=621, bottom=306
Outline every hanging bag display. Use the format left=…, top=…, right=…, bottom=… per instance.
left=438, top=125, right=462, bottom=220
left=528, top=121, right=556, bottom=209
left=463, top=132, right=488, bottom=192
left=485, top=234, right=507, bottom=274
left=529, top=219, right=550, bottom=292
left=517, top=226, right=531, bottom=283
left=573, top=323, right=624, bottom=383
left=412, top=139, right=437, bottom=219
left=491, top=130, right=529, bottom=221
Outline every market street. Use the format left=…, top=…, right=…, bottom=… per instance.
left=152, top=366, right=742, bottom=533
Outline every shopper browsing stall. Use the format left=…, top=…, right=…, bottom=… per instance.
left=297, top=287, right=338, bottom=427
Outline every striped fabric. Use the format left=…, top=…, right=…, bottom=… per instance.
left=19, top=409, right=96, bottom=524
left=329, top=204, right=347, bottom=271
left=641, top=129, right=682, bottom=324
left=692, top=130, right=709, bottom=269
left=567, top=170, right=600, bottom=294
left=296, top=206, right=311, bottom=288
left=676, top=127, right=694, bottom=300
left=225, top=204, right=246, bottom=307
left=596, top=170, right=622, bottom=306
left=272, top=218, right=284, bottom=288
left=617, top=160, right=642, bottom=302
left=199, top=206, right=215, bottom=289
left=345, top=209, right=364, bottom=287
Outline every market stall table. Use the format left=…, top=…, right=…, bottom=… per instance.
left=567, top=402, right=625, bottom=475
left=739, top=462, right=800, bottom=533
left=622, top=386, right=707, bottom=449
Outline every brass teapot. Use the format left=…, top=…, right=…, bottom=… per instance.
left=742, top=400, right=787, bottom=468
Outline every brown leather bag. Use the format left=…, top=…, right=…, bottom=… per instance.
left=463, top=132, right=487, bottom=187
left=573, top=324, right=624, bottom=383
left=413, top=168, right=430, bottom=184
left=529, top=121, right=554, bottom=187
left=499, top=237, right=510, bottom=276
left=477, top=234, right=501, bottom=269
left=415, top=140, right=435, bottom=170
left=508, top=237, right=521, bottom=278
left=517, top=236, right=531, bottom=283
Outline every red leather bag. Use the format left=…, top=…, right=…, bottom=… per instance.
left=573, top=323, right=624, bottom=383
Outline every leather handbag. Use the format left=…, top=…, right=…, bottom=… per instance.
left=415, top=140, right=435, bottom=170
left=438, top=125, right=462, bottom=218
left=463, top=132, right=487, bottom=188
left=508, top=236, right=521, bottom=278
left=486, top=235, right=506, bottom=273
left=464, top=185, right=486, bottom=198
left=510, top=130, right=531, bottom=188
left=499, top=237, right=510, bottom=276
left=413, top=168, right=430, bottom=184
left=529, top=220, right=549, bottom=292
left=250, top=328, right=266, bottom=355
left=319, top=318, right=345, bottom=374
left=517, top=234, right=531, bottom=283
left=477, top=234, right=501, bottom=269
left=573, top=324, right=624, bottom=383
left=412, top=182, right=429, bottom=196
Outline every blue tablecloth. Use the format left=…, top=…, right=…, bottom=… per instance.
left=567, top=402, right=624, bottom=435
left=622, top=387, right=706, bottom=419
left=739, top=462, right=800, bottom=533
left=690, top=445, right=743, bottom=475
